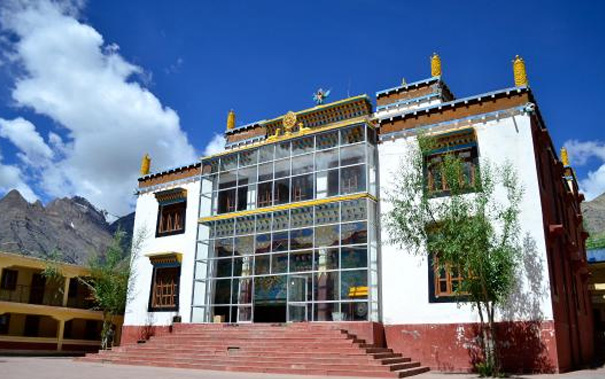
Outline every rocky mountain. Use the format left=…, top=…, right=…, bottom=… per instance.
left=583, top=192, right=605, bottom=239
left=0, top=189, right=134, bottom=264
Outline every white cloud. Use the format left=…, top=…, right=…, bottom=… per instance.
left=203, top=133, right=225, bottom=156
left=0, top=0, right=197, bottom=214
left=0, top=117, right=53, bottom=167
left=564, top=139, right=605, bottom=201
left=0, top=146, right=38, bottom=202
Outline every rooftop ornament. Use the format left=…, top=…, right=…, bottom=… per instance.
left=513, top=55, right=528, bottom=87
left=560, top=147, right=570, bottom=166
left=227, top=109, right=236, bottom=130
left=430, top=52, right=441, bottom=77
left=312, top=88, right=330, bottom=105
left=140, top=153, right=151, bottom=175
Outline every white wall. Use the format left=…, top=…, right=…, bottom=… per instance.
left=124, top=179, right=200, bottom=327
left=378, top=114, right=554, bottom=325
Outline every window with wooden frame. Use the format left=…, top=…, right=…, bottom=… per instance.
left=149, top=266, right=180, bottom=311
left=428, top=255, right=469, bottom=303
left=155, top=188, right=187, bottom=237
left=424, top=129, right=479, bottom=197
left=0, top=269, right=18, bottom=290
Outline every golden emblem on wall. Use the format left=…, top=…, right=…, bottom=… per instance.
left=283, top=111, right=297, bottom=134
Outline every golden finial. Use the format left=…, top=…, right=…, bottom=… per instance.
left=227, top=109, right=236, bottom=130
left=431, top=53, right=442, bottom=77
left=560, top=147, right=569, bottom=166
left=513, top=55, right=528, bottom=87
left=140, top=153, right=151, bottom=176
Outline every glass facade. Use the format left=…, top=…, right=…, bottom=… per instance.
left=192, top=122, right=379, bottom=323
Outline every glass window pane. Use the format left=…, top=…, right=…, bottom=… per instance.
left=217, top=189, right=236, bottom=214
left=290, top=206, right=313, bottom=228
left=317, top=131, right=338, bottom=150
left=314, top=271, right=338, bottom=301
left=254, top=276, right=286, bottom=305
left=341, top=199, right=367, bottom=222
left=239, top=150, right=257, bottom=167
left=340, top=145, right=365, bottom=166
left=218, top=171, right=237, bottom=189
left=259, top=145, right=274, bottom=163
left=341, top=125, right=364, bottom=145
left=213, top=279, right=231, bottom=304
left=341, top=246, right=367, bottom=269
left=291, top=174, right=313, bottom=202
left=314, top=302, right=338, bottom=321
left=274, top=160, right=290, bottom=179
left=256, top=214, right=271, bottom=233
left=290, top=228, right=313, bottom=250
left=255, top=233, right=271, bottom=254
left=271, top=253, right=288, bottom=274
left=341, top=302, right=369, bottom=321
left=255, top=255, right=270, bottom=275
left=220, top=155, right=238, bottom=171
left=234, top=235, right=254, bottom=255
left=316, top=149, right=339, bottom=170
left=233, top=256, right=252, bottom=277
left=272, top=231, right=289, bottom=252
left=215, top=258, right=232, bottom=277
left=328, top=169, right=339, bottom=196
left=275, top=142, right=290, bottom=159
left=214, top=238, right=233, bottom=258
left=202, top=159, right=219, bottom=174
left=234, top=278, right=252, bottom=304
left=274, top=178, right=290, bottom=205
left=257, top=182, right=273, bottom=208
left=238, top=166, right=257, bottom=185
left=341, top=222, right=367, bottom=245
left=315, top=203, right=339, bottom=225
left=292, top=154, right=314, bottom=175
left=290, top=250, right=313, bottom=272
left=314, top=248, right=339, bottom=270
left=340, top=165, right=366, bottom=194
left=258, top=163, right=273, bottom=182
left=341, top=270, right=368, bottom=300
left=272, top=211, right=289, bottom=230
left=292, top=136, right=314, bottom=155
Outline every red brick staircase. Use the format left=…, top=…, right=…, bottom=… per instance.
left=78, top=323, right=429, bottom=378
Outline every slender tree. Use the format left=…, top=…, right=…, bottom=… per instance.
left=385, top=134, right=523, bottom=376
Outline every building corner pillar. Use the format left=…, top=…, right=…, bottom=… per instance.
left=56, top=319, right=65, bottom=351
left=62, top=276, right=72, bottom=307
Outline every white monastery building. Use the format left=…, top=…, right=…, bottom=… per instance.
left=114, top=55, right=593, bottom=374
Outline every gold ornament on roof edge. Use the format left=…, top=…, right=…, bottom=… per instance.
left=227, top=109, right=236, bottom=130
left=140, top=153, right=151, bottom=175
left=560, top=147, right=569, bottom=166
left=283, top=111, right=297, bottom=134
left=431, top=53, right=441, bottom=77
left=513, top=55, right=528, bottom=87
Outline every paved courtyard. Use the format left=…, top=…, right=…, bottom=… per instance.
left=1, top=357, right=604, bottom=379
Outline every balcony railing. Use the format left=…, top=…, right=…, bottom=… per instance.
left=0, top=284, right=94, bottom=309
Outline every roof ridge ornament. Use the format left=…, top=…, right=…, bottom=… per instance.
left=561, top=147, right=570, bottom=166
left=140, top=153, right=151, bottom=175
left=431, top=52, right=442, bottom=77
left=227, top=109, right=236, bottom=130
left=312, top=88, right=330, bottom=105
left=513, top=55, right=529, bottom=87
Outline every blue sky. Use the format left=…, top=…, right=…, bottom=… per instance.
left=0, top=0, right=604, bottom=215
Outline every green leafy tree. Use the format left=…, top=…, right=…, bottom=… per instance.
left=385, top=134, right=523, bottom=376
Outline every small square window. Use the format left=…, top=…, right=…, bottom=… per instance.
left=0, top=269, right=18, bottom=290
left=149, top=266, right=180, bottom=311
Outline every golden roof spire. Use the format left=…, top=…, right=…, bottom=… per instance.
left=513, top=55, right=528, bottom=87
left=560, top=147, right=569, bottom=166
left=140, top=153, right=151, bottom=176
left=227, top=109, right=236, bottom=130
left=431, top=53, right=442, bottom=77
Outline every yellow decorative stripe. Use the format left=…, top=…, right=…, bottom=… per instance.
left=199, top=193, right=378, bottom=223
left=202, top=116, right=376, bottom=161
left=145, top=251, right=183, bottom=264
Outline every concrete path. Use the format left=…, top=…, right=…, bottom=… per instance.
left=1, top=356, right=604, bottom=379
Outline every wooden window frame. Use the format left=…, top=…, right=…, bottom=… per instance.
left=148, top=266, right=180, bottom=312
left=156, top=200, right=187, bottom=237
left=428, top=255, right=469, bottom=303
left=425, top=146, right=479, bottom=198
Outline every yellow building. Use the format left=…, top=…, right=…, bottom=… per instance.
left=0, top=252, right=123, bottom=353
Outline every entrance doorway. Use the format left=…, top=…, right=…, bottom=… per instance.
left=287, top=274, right=311, bottom=322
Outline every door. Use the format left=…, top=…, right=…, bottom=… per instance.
left=287, top=275, right=310, bottom=322
left=29, top=273, right=45, bottom=305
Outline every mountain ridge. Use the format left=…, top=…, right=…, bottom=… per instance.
left=0, top=189, right=134, bottom=264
